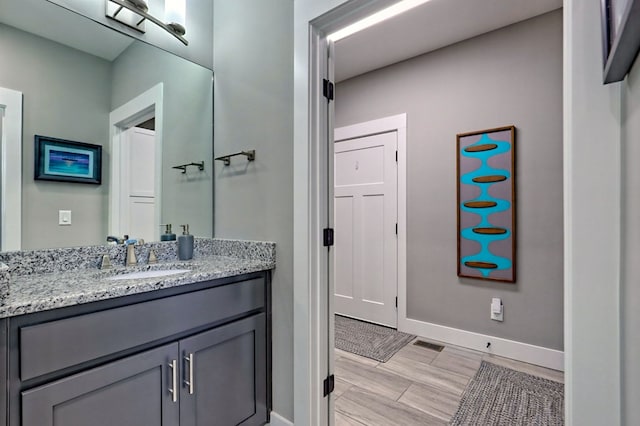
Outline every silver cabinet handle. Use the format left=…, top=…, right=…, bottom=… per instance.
left=184, top=353, right=194, bottom=395
left=168, top=359, right=178, bottom=403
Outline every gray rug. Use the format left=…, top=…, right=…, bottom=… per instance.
left=451, top=361, right=564, bottom=426
left=334, top=315, right=415, bottom=362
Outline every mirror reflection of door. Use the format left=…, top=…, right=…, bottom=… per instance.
left=0, top=86, right=22, bottom=251
left=121, top=119, right=156, bottom=243
left=0, top=111, right=3, bottom=245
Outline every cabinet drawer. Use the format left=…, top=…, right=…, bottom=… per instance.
left=20, top=278, right=264, bottom=381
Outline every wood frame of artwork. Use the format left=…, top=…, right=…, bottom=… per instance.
left=34, top=135, right=102, bottom=185
left=600, top=0, right=640, bottom=84
left=456, top=126, right=516, bottom=283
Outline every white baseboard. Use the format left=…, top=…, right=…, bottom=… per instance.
left=268, top=412, right=294, bottom=426
left=399, top=318, right=564, bottom=371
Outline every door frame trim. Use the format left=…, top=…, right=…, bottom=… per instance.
left=295, top=2, right=401, bottom=424
left=334, top=113, right=407, bottom=329
left=0, top=87, right=22, bottom=251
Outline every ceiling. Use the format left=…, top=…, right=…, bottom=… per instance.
left=1, top=0, right=561, bottom=75
left=334, top=0, right=562, bottom=82
left=0, top=0, right=133, bottom=61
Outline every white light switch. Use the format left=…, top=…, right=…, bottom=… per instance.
left=491, top=297, right=503, bottom=321
left=59, top=210, right=72, bottom=226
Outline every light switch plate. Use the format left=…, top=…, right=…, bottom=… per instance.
left=59, top=210, right=72, bottom=226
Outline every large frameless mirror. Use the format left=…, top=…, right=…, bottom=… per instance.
left=0, top=0, right=214, bottom=250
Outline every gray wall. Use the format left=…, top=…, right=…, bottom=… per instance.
left=212, top=0, right=294, bottom=420
left=0, top=24, right=111, bottom=250
left=622, top=56, right=640, bottom=425
left=335, top=10, right=563, bottom=350
left=111, top=41, right=214, bottom=238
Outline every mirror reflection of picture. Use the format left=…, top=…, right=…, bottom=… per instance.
left=34, top=135, right=102, bottom=185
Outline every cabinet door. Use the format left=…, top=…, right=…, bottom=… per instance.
left=22, top=343, right=180, bottom=426
left=180, top=314, right=267, bottom=426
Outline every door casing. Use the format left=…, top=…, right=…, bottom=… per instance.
left=295, top=2, right=402, bottom=425
left=0, top=87, right=22, bottom=251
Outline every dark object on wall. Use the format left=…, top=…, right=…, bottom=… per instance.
left=457, top=126, right=516, bottom=283
left=34, top=135, right=102, bottom=184
left=601, top=0, right=640, bottom=83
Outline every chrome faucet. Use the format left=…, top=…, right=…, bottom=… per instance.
left=99, top=254, right=113, bottom=270
left=125, top=242, right=138, bottom=266
left=148, top=249, right=158, bottom=264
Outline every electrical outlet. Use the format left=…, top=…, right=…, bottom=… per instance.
left=59, top=210, right=72, bottom=226
left=491, top=297, right=503, bottom=321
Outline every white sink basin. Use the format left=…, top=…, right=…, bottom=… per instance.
left=107, top=269, right=191, bottom=281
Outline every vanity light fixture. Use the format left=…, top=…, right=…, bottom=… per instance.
left=165, top=0, right=186, bottom=38
left=106, top=0, right=188, bottom=45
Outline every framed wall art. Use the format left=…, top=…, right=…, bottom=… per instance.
left=34, top=135, right=102, bottom=184
left=601, top=0, right=640, bottom=83
left=457, top=126, right=516, bottom=283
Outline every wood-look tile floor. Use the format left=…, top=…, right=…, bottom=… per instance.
left=333, top=339, right=564, bottom=426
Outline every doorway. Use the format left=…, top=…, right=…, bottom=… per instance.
left=300, top=2, right=557, bottom=422
left=333, top=114, right=407, bottom=328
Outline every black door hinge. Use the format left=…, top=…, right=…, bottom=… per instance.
left=395, top=223, right=398, bottom=235
left=323, top=374, right=335, bottom=397
left=323, top=228, right=334, bottom=247
left=396, top=297, right=398, bottom=308
left=396, top=150, right=398, bottom=162
left=323, top=79, right=334, bottom=101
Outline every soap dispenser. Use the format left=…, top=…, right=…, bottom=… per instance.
left=178, top=224, right=194, bottom=260
left=160, top=224, right=176, bottom=241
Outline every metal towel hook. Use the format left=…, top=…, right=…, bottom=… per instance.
left=214, top=150, right=256, bottom=166
left=172, top=161, right=205, bottom=174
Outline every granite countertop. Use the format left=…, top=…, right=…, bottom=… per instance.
left=0, top=255, right=273, bottom=319
left=0, top=238, right=276, bottom=318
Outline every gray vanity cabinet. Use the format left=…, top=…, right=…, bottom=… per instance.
left=21, top=343, right=181, bottom=426
left=180, top=314, right=266, bottom=426
left=21, top=314, right=267, bottom=426
left=3, top=272, right=271, bottom=426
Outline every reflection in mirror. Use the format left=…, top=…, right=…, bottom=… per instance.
left=48, top=0, right=213, bottom=69
left=0, top=0, right=213, bottom=250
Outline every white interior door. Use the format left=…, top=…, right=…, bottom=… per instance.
left=334, top=131, right=398, bottom=327
left=121, top=126, right=156, bottom=242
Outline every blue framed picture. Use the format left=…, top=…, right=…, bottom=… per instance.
left=34, top=135, right=102, bottom=184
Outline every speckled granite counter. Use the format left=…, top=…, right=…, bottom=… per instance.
left=0, top=238, right=275, bottom=318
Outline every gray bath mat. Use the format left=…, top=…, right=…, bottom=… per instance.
left=451, top=361, right=564, bottom=426
left=334, top=315, right=415, bottom=362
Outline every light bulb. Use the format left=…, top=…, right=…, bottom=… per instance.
left=165, top=0, right=185, bottom=27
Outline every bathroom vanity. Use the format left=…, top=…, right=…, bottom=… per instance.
left=0, top=239, right=274, bottom=426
